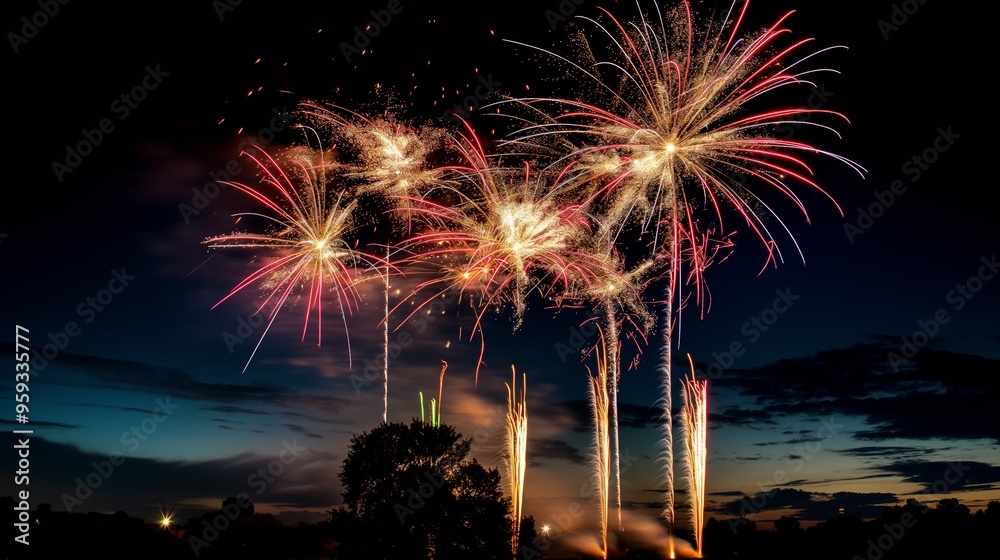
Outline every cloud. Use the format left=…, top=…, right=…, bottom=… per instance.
left=834, top=446, right=935, bottom=460
left=703, top=343, right=1000, bottom=443
left=712, top=407, right=777, bottom=428
left=0, top=418, right=78, bottom=429
left=545, top=398, right=661, bottom=433
left=872, top=460, right=1000, bottom=493
left=529, top=438, right=586, bottom=465
left=15, top=436, right=340, bottom=522
left=2, top=343, right=354, bottom=418
left=716, top=487, right=898, bottom=521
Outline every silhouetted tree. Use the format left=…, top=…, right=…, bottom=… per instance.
left=517, top=515, right=540, bottom=558
left=774, top=514, right=801, bottom=536
left=223, top=495, right=255, bottom=518
left=330, top=420, right=515, bottom=559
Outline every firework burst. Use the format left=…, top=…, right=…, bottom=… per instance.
left=502, top=0, right=865, bottom=264
left=298, top=101, right=448, bottom=223
left=397, top=123, right=613, bottom=382
left=204, top=145, right=387, bottom=372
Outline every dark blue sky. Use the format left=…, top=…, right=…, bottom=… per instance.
left=1, top=0, right=995, bottom=544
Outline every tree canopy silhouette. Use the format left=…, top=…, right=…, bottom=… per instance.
left=329, top=420, right=516, bottom=559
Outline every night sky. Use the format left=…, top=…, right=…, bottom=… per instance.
left=2, top=0, right=995, bottom=543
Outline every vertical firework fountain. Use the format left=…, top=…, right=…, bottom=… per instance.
left=681, top=356, right=708, bottom=558
left=505, top=366, right=528, bottom=554
left=588, top=331, right=612, bottom=559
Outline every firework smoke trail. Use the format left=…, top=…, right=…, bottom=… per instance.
left=586, top=329, right=612, bottom=559
left=504, top=366, right=528, bottom=553
left=437, top=359, right=447, bottom=425
left=561, top=233, right=661, bottom=539
left=383, top=245, right=389, bottom=424
left=204, top=146, right=387, bottom=372
left=603, top=298, right=623, bottom=535
left=681, top=355, right=708, bottom=558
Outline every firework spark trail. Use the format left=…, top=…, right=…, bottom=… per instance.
left=383, top=245, right=389, bottom=424
left=504, top=366, right=528, bottom=554
left=586, top=330, right=612, bottom=559
left=204, top=146, right=388, bottom=372
left=681, top=356, right=708, bottom=558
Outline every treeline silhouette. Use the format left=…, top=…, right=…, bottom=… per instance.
left=4, top=421, right=997, bottom=560
left=2, top=496, right=997, bottom=559
left=701, top=498, right=999, bottom=559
